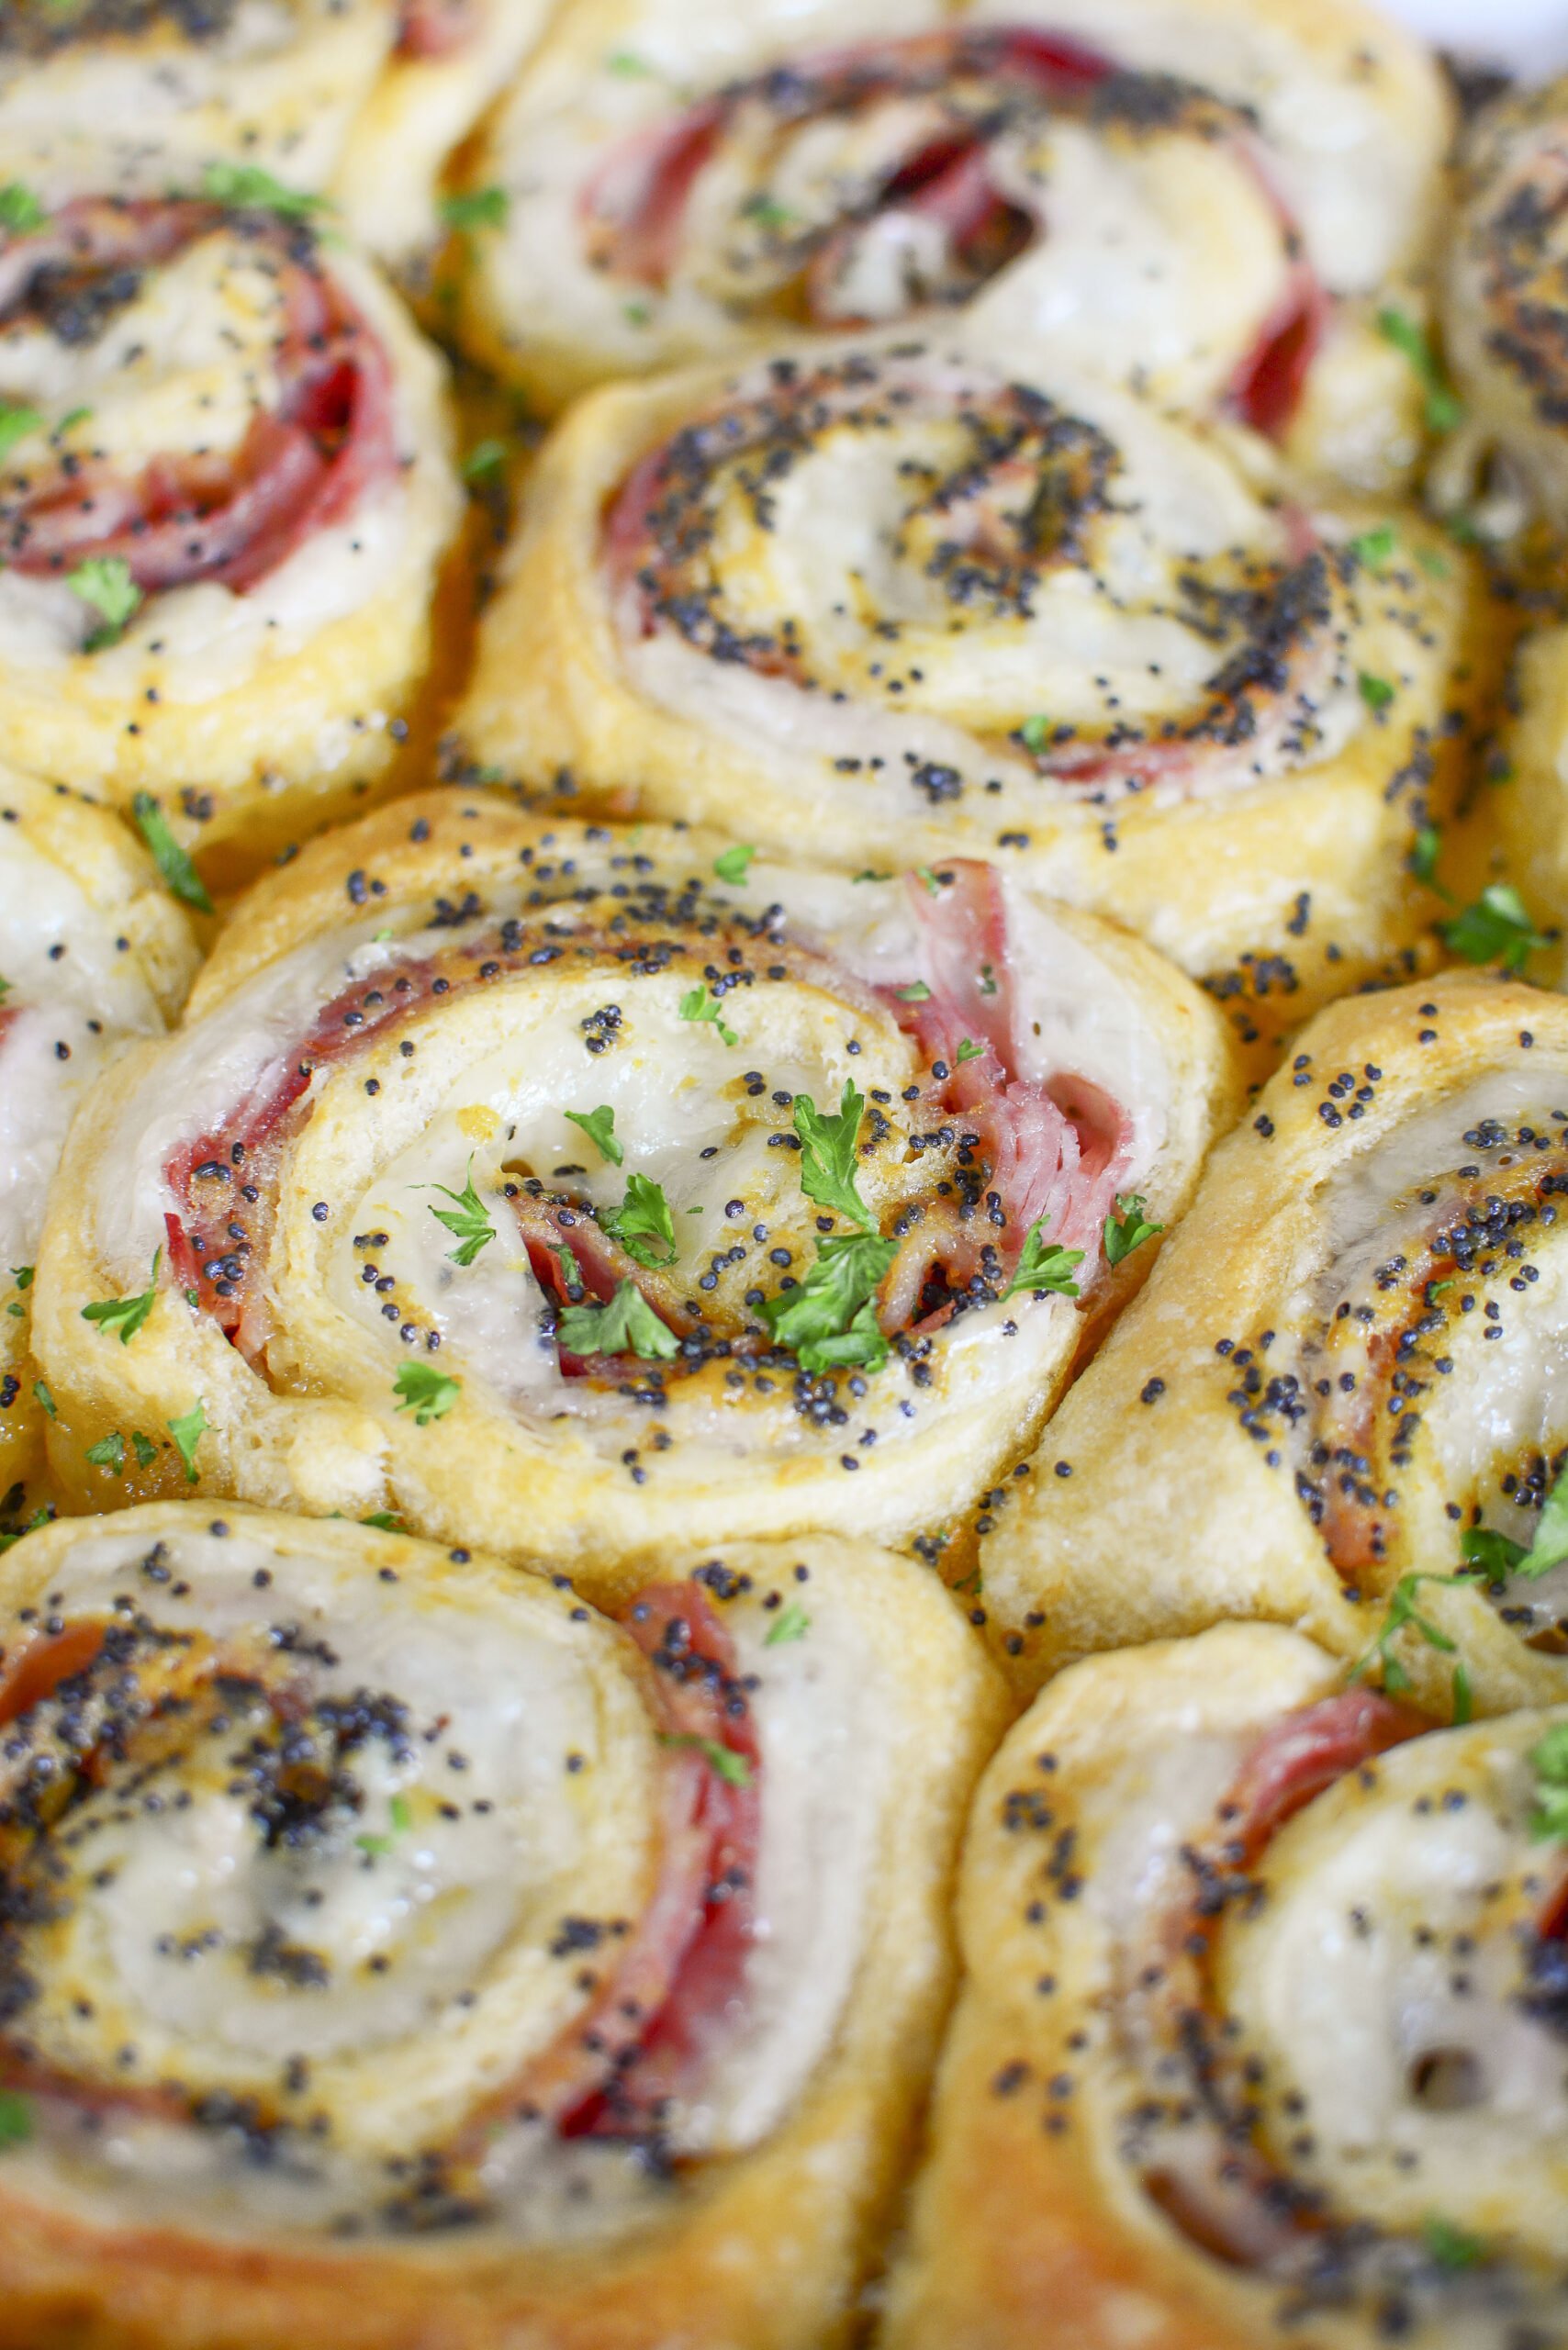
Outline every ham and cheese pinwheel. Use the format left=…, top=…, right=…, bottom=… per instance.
left=335, top=3, right=554, bottom=276
left=0, top=1, right=393, bottom=208
left=28, top=791, right=1236, bottom=1591
left=885, top=1622, right=1568, bottom=2350
left=458, top=341, right=1480, bottom=1069
left=0, top=1503, right=1005, bottom=2350
left=0, top=765, right=197, bottom=1503
left=454, top=0, right=1449, bottom=487
left=0, top=190, right=463, bottom=889
left=983, top=970, right=1568, bottom=1718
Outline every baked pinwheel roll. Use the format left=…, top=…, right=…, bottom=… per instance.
left=0, top=190, right=463, bottom=888
left=455, top=0, right=1449, bottom=485
left=334, top=2, right=554, bottom=276
left=1443, top=75, right=1568, bottom=536
left=28, top=789, right=1236, bottom=1589
left=0, top=767, right=197, bottom=1501
left=884, top=1620, right=1568, bottom=2350
left=984, top=968, right=1568, bottom=1715
left=0, top=1502, right=1005, bottom=2350
left=459, top=340, right=1477, bottom=1059
left=0, top=1, right=393, bottom=207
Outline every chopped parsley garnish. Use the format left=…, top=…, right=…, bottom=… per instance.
left=896, top=979, right=932, bottom=1002
left=1377, top=307, right=1464, bottom=435
left=441, top=185, right=509, bottom=232
left=852, top=868, right=892, bottom=883
left=361, top=1510, right=406, bottom=1532
left=70, top=554, right=141, bottom=651
left=422, top=1159, right=497, bottom=1267
left=605, top=49, right=652, bottom=74
left=84, top=1430, right=126, bottom=1474
left=1349, top=523, right=1397, bottom=571
left=31, top=1379, right=54, bottom=1419
left=1529, top=1721, right=1568, bottom=1843
left=564, top=1103, right=623, bottom=1165
left=1347, top=1570, right=1473, bottom=1719
left=658, top=1732, right=754, bottom=1788
left=979, top=963, right=998, bottom=996
left=1357, top=670, right=1394, bottom=714
left=1410, top=822, right=1442, bottom=889
left=679, top=984, right=738, bottom=1046
left=1002, top=1219, right=1083, bottom=1304
left=793, top=1080, right=877, bottom=1232
left=81, top=1248, right=162, bottom=1344
left=131, top=791, right=212, bottom=913
left=461, top=438, right=507, bottom=481
left=1020, top=713, right=1051, bottom=754
left=712, top=842, right=756, bottom=885
left=168, top=1401, right=207, bottom=1483
left=759, top=1233, right=896, bottom=1373
left=202, top=162, right=330, bottom=219
left=0, top=184, right=44, bottom=233
left=357, top=1790, right=413, bottom=1856
left=0, top=401, right=41, bottom=463
left=956, top=1038, right=983, bottom=1063
left=9, top=1265, right=30, bottom=1291
left=129, top=1429, right=157, bottom=1468
left=741, top=193, right=796, bottom=232
left=557, top=1279, right=678, bottom=1360
left=553, top=1241, right=582, bottom=1293
left=1103, top=1192, right=1162, bottom=1267
left=1462, top=1461, right=1568, bottom=1582
left=602, top=1171, right=677, bottom=1268
left=916, top=866, right=944, bottom=896
left=764, top=1600, right=811, bottom=1646
left=1422, top=2216, right=1485, bottom=2271
left=393, top=1361, right=461, bottom=1424
left=0, top=2089, right=32, bottom=2149
left=1439, top=883, right=1549, bottom=974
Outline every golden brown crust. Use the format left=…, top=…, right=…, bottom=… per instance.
left=980, top=968, right=1568, bottom=1713
left=0, top=1505, right=1009, bottom=2350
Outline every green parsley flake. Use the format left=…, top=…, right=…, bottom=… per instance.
left=759, top=1232, right=895, bottom=1373
left=0, top=401, right=41, bottom=464
left=461, top=439, right=508, bottom=482
left=792, top=1080, right=878, bottom=1233
left=394, top=1361, right=461, bottom=1424
left=896, top=979, right=933, bottom=1002
left=168, top=1401, right=207, bottom=1483
left=1439, top=883, right=1549, bottom=975
left=1103, top=1192, right=1162, bottom=1268
left=82, top=1248, right=162, bottom=1345
left=557, top=1279, right=679, bottom=1361
left=1002, top=1218, right=1083, bottom=1304
left=84, top=1430, right=126, bottom=1474
left=0, top=185, right=44, bottom=233
left=956, top=1038, right=984, bottom=1063
left=679, top=984, right=738, bottom=1047
left=1377, top=308, right=1464, bottom=435
left=1020, top=714, right=1052, bottom=754
left=1463, top=1460, right=1568, bottom=1582
left=202, top=162, right=329, bottom=218
left=9, top=1266, right=30, bottom=1292
left=602, top=1171, right=677, bottom=1269
left=1529, top=1721, right=1568, bottom=1842
left=131, top=792, right=212, bottom=913
left=713, top=843, right=756, bottom=885
left=441, top=185, right=509, bottom=232
left=0, top=2089, right=32, bottom=2149
left=1347, top=1570, right=1473, bottom=1719
left=31, top=1379, right=54, bottom=1420
left=70, top=554, right=141, bottom=650
left=764, top=1599, right=811, bottom=1646
left=564, top=1103, right=623, bottom=1165
left=422, top=1158, right=497, bottom=1267
left=658, top=1732, right=754, bottom=1788
left=1357, top=670, right=1394, bottom=714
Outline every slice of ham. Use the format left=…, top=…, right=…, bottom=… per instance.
left=457, top=1580, right=759, bottom=2148
left=397, top=0, right=480, bottom=60
left=0, top=198, right=398, bottom=600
